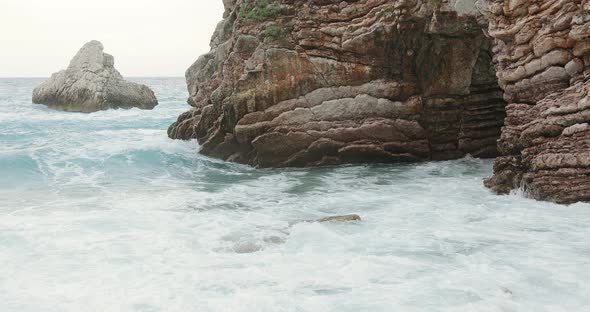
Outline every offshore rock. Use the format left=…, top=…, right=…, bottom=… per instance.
left=482, top=0, right=590, bottom=204
left=169, top=0, right=506, bottom=167
left=32, top=41, right=158, bottom=112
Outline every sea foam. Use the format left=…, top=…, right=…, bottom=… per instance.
left=1, top=78, right=589, bottom=312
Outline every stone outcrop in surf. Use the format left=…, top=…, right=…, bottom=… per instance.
left=169, top=0, right=506, bottom=167
left=32, top=40, right=158, bottom=112
left=482, top=0, right=590, bottom=204
left=170, top=0, right=590, bottom=204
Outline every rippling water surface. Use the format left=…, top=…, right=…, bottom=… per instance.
left=1, top=78, right=589, bottom=311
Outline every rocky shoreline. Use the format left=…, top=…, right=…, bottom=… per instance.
left=169, top=0, right=590, bottom=204
left=482, top=0, right=590, bottom=204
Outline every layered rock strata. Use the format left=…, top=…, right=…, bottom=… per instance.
left=170, top=0, right=590, bottom=203
left=483, top=0, right=590, bottom=203
left=169, top=0, right=506, bottom=167
left=33, top=41, right=158, bottom=112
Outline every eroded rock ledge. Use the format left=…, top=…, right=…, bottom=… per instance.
left=33, top=41, right=158, bottom=113
left=169, top=0, right=506, bottom=167
left=170, top=0, right=590, bottom=203
left=483, top=0, right=590, bottom=203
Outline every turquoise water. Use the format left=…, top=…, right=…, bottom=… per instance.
left=1, top=78, right=590, bottom=311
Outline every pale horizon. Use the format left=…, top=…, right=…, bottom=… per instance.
left=0, top=0, right=224, bottom=77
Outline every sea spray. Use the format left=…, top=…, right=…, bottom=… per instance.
left=1, top=78, right=590, bottom=311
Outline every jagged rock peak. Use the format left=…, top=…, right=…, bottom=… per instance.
left=32, top=40, right=158, bottom=112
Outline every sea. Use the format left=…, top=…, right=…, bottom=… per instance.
left=1, top=78, right=589, bottom=311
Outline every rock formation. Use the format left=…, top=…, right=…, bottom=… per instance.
left=290, top=214, right=363, bottom=226
left=170, top=0, right=590, bottom=203
left=317, top=214, right=362, bottom=223
left=482, top=0, right=590, bottom=204
left=169, top=0, right=506, bottom=167
left=33, top=41, right=158, bottom=112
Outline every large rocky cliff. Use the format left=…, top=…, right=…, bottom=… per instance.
left=483, top=0, right=590, bottom=204
left=169, top=0, right=590, bottom=203
left=169, top=0, right=506, bottom=166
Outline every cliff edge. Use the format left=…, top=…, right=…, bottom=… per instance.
left=170, top=0, right=590, bottom=204
left=169, top=0, right=505, bottom=167
left=482, top=0, right=590, bottom=203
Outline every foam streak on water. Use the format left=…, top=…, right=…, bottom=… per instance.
left=1, top=78, right=589, bottom=311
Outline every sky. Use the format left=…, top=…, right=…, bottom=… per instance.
left=0, top=0, right=224, bottom=77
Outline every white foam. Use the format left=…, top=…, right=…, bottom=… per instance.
left=2, top=79, right=590, bottom=311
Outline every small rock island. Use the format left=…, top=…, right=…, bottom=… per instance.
left=32, top=40, right=158, bottom=112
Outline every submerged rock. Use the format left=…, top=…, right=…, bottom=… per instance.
left=290, top=214, right=362, bottom=226
left=232, top=241, right=263, bottom=254
left=32, top=40, right=157, bottom=112
left=317, top=215, right=362, bottom=223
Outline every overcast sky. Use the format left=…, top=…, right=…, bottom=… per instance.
left=0, top=0, right=224, bottom=77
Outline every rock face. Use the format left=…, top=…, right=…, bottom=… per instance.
left=169, top=0, right=506, bottom=167
left=170, top=0, right=590, bottom=203
left=482, top=0, right=590, bottom=203
left=33, top=41, right=158, bottom=112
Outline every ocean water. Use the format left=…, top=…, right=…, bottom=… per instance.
left=1, top=78, right=590, bottom=312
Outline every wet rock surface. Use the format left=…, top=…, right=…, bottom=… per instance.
left=33, top=41, right=158, bottom=112
left=289, top=214, right=363, bottom=226
left=483, top=0, right=590, bottom=204
left=170, top=0, right=590, bottom=204
left=169, top=0, right=505, bottom=167
left=317, top=214, right=362, bottom=223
